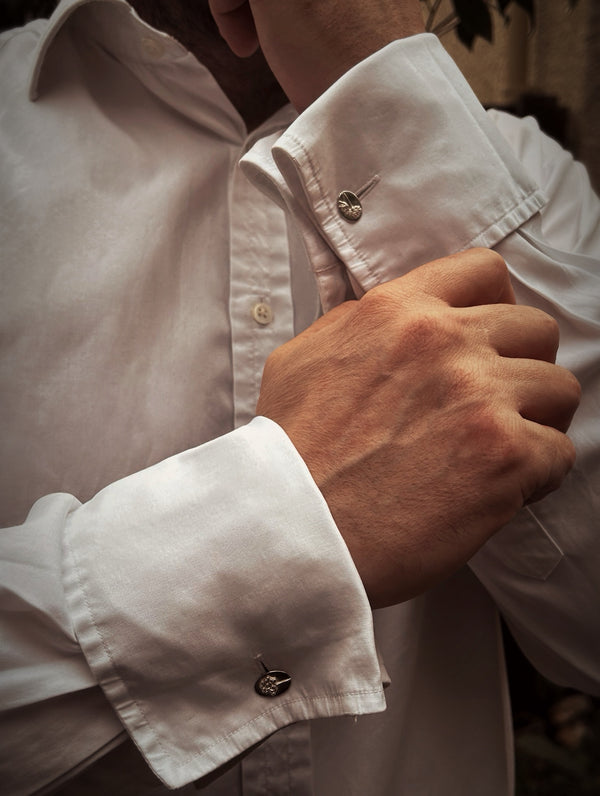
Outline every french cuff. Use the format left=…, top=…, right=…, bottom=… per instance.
left=242, top=33, right=546, bottom=301
left=62, top=417, right=385, bottom=789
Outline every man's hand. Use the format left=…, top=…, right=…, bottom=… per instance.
left=256, top=249, right=580, bottom=608
left=208, top=0, right=425, bottom=110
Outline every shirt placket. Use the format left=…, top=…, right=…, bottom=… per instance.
left=229, top=154, right=295, bottom=428
left=228, top=150, right=314, bottom=794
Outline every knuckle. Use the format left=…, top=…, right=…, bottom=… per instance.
left=467, top=406, right=525, bottom=469
left=475, top=247, right=508, bottom=281
left=527, top=433, right=577, bottom=504
left=563, top=368, right=582, bottom=406
left=541, top=312, right=560, bottom=351
left=557, top=432, right=577, bottom=471
left=564, top=434, right=577, bottom=471
left=551, top=431, right=577, bottom=479
left=357, top=289, right=462, bottom=364
left=479, top=247, right=506, bottom=269
left=401, top=309, right=460, bottom=354
left=359, top=286, right=425, bottom=345
left=527, top=307, right=560, bottom=353
left=360, top=283, right=405, bottom=319
left=432, top=358, right=482, bottom=406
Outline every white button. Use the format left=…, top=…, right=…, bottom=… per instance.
left=141, top=37, right=166, bottom=59
left=251, top=302, right=273, bottom=325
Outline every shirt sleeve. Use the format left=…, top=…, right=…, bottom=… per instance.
left=1, top=418, right=385, bottom=792
left=241, top=33, right=547, bottom=309
left=469, top=111, right=600, bottom=697
left=242, top=34, right=600, bottom=695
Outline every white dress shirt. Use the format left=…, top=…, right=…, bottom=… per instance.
left=0, top=1, right=598, bottom=794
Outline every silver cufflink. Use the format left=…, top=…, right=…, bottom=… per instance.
left=337, top=190, right=363, bottom=222
left=254, top=659, right=292, bottom=697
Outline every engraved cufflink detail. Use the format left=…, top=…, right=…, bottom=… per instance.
left=254, top=659, right=292, bottom=697
left=337, top=190, right=363, bottom=222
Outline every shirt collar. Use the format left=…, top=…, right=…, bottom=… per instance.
left=26, top=0, right=296, bottom=138
left=29, top=0, right=132, bottom=100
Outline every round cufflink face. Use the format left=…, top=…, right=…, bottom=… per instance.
left=337, top=190, right=362, bottom=222
left=254, top=670, right=292, bottom=697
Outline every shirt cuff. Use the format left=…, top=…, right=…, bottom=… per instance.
left=242, top=34, right=546, bottom=309
left=63, top=416, right=385, bottom=788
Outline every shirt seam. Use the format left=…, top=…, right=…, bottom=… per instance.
left=281, top=133, right=379, bottom=285
left=461, top=188, right=545, bottom=249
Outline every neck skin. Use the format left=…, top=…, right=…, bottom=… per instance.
left=128, top=0, right=288, bottom=131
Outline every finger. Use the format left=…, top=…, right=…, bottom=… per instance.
left=504, top=359, right=581, bottom=432
left=396, top=248, right=516, bottom=307
left=462, top=303, right=560, bottom=363
left=519, top=421, right=577, bottom=504
left=209, top=0, right=259, bottom=56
